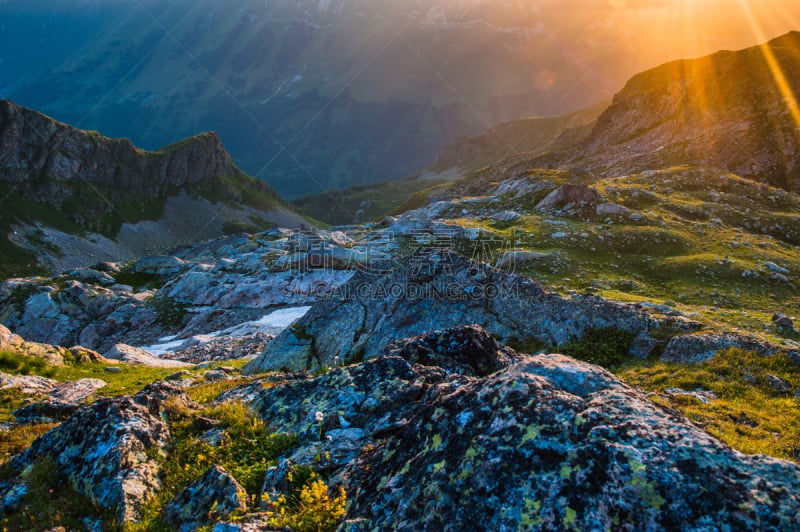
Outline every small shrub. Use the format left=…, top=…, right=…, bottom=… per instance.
left=0, top=350, right=55, bottom=377
left=268, top=466, right=346, bottom=532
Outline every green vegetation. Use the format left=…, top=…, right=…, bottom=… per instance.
left=559, top=328, right=637, bottom=368
left=131, top=400, right=297, bottom=531
left=267, top=466, right=347, bottom=532
left=619, top=348, right=800, bottom=460
left=0, top=423, right=57, bottom=465
left=0, top=350, right=55, bottom=377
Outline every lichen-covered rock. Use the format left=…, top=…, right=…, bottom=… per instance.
left=661, top=333, right=777, bottom=363
left=9, top=387, right=175, bottom=523
left=535, top=183, right=601, bottom=212
left=0, top=371, right=106, bottom=402
left=244, top=345, right=800, bottom=530
left=380, top=324, right=521, bottom=377
left=244, top=249, right=669, bottom=374
left=162, top=465, right=248, bottom=532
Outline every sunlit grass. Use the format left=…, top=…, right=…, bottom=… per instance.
left=619, top=348, right=800, bottom=460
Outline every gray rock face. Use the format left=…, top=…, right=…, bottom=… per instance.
left=0, top=99, right=239, bottom=193
left=536, top=183, right=601, bottom=212
left=661, top=333, right=777, bottom=363
left=133, top=256, right=188, bottom=276
left=162, top=465, right=248, bottom=532
left=244, top=249, right=666, bottom=374
left=380, top=324, right=522, bottom=377
left=241, top=340, right=800, bottom=531
left=0, top=371, right=106, bottom=402
left=9, top=387, right=176, bottom=523
left=105, top=344, right=195, bottom=368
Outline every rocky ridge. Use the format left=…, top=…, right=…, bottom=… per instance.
left=0, top=100, right=308, bottom=277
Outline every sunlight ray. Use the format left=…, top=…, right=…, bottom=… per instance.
left=738, top=0, right=800, bottom=129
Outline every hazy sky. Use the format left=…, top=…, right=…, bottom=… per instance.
left=587, top=0, right=800, bottom=61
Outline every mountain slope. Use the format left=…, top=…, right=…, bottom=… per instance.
left=429, top=100, right=609, bottom=174
left=0, top=99, right=308, bottom=277
left=292, top=101, right=606, bottom=225
left=538, top=31, right=800, bottom=191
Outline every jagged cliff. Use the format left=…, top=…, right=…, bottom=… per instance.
left=0, top=100, right=308, bottom=277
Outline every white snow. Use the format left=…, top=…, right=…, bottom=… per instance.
left=140, top=306, right=312, bottom=356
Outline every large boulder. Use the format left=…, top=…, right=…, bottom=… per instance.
left=380, top=324, right=522, bottom=377
left=242, top=344, right=800, bottom=530
left=133, top=256, right=188, bottom=276
left=243, top=249, right=667, bottom=374
left=535, top=183, right=602, bottom=212
left=8, top=386, right=179, bottom=523
left=662, top=333, right=778, bottom=363
left=162, top=465, right=248, bottom=532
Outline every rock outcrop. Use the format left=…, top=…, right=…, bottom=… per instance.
left=239, top=328, right=800, bottom=530
left=7, top=386, right=179, bottom=523
left=162, top=465, right=248, bottom=532
left=244, top=249, right=680, bottom=374
left=0, top=99, right=308, bottom=276
left=0, top=323, right=105, bottom=366
left=1, top=99, right=250, bottom=201
left=380, top=324, right=522, bottom=377
left=105, top=344, right=194, bottom=368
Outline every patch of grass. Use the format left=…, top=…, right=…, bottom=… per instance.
left=618, top=348, right=800, bottom=460
left=186, top=375, right=258, bottom=404
left=222, top=218, right=274, bottom=236
left=131, top=400, right=297, bottom=531
left=51, top=363, right=178, bottom=398
left=0, top=423, right=57, bottom=465
left=559, top=328, right=637, bottom=368
left=0, top=350, right=55, bottom=378
left=0, top=456, right=115, bottom=531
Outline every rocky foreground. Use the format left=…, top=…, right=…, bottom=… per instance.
left=0, top=325, right=798, bottom=530
left=0, top=177, right=799, bottom=529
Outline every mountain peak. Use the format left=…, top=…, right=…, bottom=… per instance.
left=517, top=31, right=799, bottom=192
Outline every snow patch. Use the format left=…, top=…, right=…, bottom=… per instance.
left=140, top=306, right=312, bottom=356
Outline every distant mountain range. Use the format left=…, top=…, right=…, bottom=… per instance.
left=5, top=0, right=794, bottom=199
left=0, top=99, right=307, bottom=278
left=304, top=30, right=800, bottom=223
